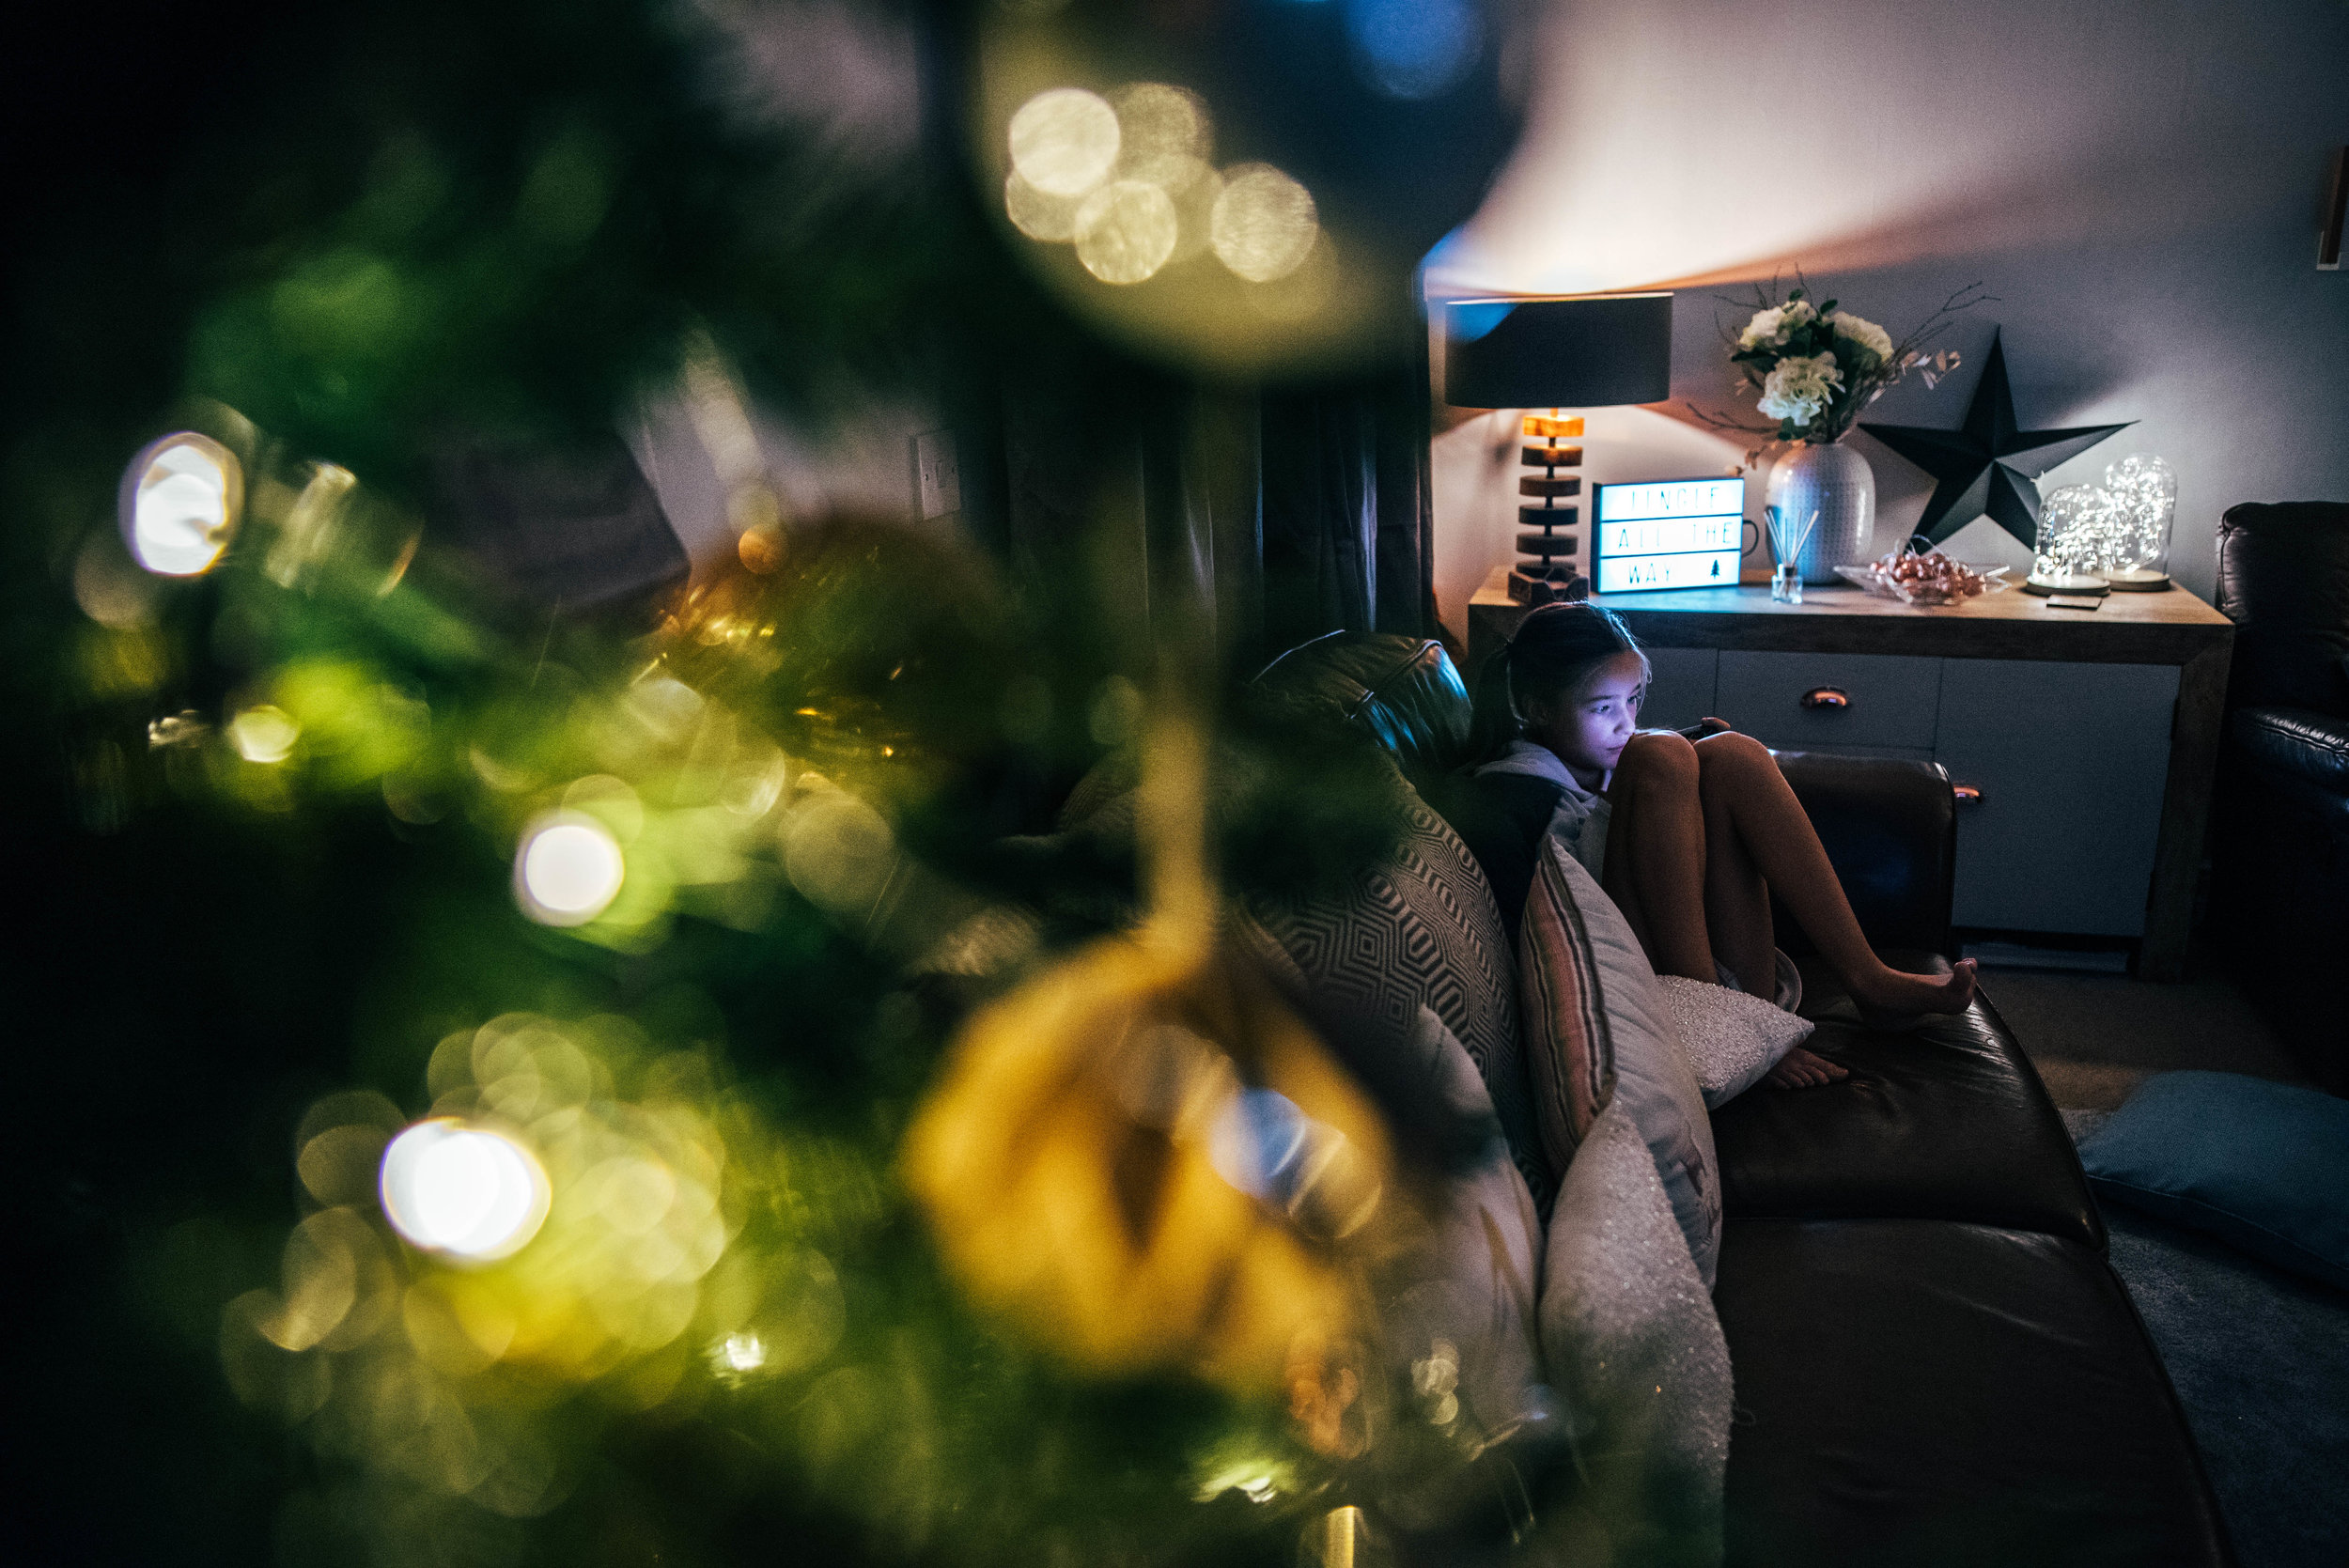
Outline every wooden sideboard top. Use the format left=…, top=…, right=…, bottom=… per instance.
left=1468, top=567, right=2233, bottom=664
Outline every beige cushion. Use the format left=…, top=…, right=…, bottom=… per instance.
left=1375, top=1005, right=1546, bottom=1447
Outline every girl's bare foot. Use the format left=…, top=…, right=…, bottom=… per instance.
left=1764, top=1046, right=1849, bottom=1090
left=1849, top=957, right=1978, bottom=1028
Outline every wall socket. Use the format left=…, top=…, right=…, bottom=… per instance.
left=913, top=429, right=961, bottom=520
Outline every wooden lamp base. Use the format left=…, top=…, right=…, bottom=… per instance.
left=1507, top=567, right=1588, bottom=605
left=1512, top=412, right=1586, bottom=608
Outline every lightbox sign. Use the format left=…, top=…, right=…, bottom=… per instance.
left=1593, top=477, right=1747, bottom=594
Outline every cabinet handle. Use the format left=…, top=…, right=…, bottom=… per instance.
left=1800, top=686, right=1850, bottom=710
left=1952, top=784, right=1983, bottom=805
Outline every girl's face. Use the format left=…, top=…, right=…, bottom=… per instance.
left=1525, top=650, right=1645, bottom=784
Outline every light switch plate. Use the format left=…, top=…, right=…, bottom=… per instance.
left=913, top=429, right=960, bottom=520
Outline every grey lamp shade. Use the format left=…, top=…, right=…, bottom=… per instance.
left=1441, top=292, right=1673, bottom=409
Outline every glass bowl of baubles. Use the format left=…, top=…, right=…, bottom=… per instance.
left=1836, top=545, right=2010, bottom=606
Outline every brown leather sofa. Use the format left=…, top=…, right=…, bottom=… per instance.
left=1254, top=631, right=2232, bottom=1568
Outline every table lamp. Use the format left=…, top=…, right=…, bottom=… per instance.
left=1441, top=292, right=1674, bottom=604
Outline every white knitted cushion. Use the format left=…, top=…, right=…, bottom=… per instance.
left=1655, top=973, right=1815, bottom=1109
left=1541, top=1098, right=1733, bottom=1562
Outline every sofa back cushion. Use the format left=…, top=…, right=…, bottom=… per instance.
left=1252, top=631, right=1476, bottom=790
left=2217, top=501, right=2349, bottom=715
left=1252, top=778, right=1548, bottom=1215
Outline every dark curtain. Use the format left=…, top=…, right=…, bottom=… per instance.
left=989, top=335, right=1437, bottom=680
left=1258, top=343, right=1435, bottom=662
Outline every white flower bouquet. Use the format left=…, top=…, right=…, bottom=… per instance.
left=1703, top=279, right=1990, bottom=445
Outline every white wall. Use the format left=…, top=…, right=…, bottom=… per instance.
left=1425, top=0, right=2349, bottom=639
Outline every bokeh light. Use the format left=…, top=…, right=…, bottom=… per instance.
left=1074, top=179, right=1179, bottom=284
left=1004, top=170, right=1081, bottom=241
left=72, top=535, right=160, bottom=628
left=1008, top=87, right=1119, bottom=197
left=228, top=705, right=303, bottom=765
left=380, top=1119, right=552, bottom=1262
left=1108, top=83, right=1210, bottom=185
left=1211, top=165, right=1319, bottom=283
left=120, top=432, right=241, bottom=576
left=1206, top=1088, right=1309, bottom=1201
left=515, top=813, right=627, bottom=925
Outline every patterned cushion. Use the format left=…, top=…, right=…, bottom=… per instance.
left=1517, top=836, right=1620, bottom=1174
left=1252, top=779, right=1548, bottom=1216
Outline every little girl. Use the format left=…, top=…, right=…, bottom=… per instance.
left=1469, top=601, right=1976, bottom=1089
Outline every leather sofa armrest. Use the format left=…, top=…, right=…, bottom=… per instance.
left=1775, top=751, right=1957, bottom=959
left=2231, top=705, right=2349, bottom=796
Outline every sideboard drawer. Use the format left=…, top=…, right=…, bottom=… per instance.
left=1715, top=651, right=1942, bottom=752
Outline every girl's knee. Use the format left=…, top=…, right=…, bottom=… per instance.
left=1623, top=730, right=1699, bottom=786
left=1696, top=730, right=1775, bottom=777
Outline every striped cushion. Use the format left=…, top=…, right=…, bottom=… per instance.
left=1517, top=834, right=1620, bottom=1175
left=1528, top=837, right=1722, bottom=1286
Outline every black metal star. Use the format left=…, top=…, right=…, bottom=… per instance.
left=1860, top=330, right=2132, bottom=548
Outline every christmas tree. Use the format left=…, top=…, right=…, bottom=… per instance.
left=7, top=3, right=1546, bottom=1563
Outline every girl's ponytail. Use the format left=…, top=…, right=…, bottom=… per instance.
left=1466, top=636, right=1524, bottom=765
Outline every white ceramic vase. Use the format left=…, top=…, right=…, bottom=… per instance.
left=1766, top=441, right=1877, bottom=584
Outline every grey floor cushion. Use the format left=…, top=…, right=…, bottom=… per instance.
left=2078, top=1069, right=2349, bottom=1292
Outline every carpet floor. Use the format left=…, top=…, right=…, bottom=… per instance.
left=1983, top=966, right=2310, bottom=1111
left=2015, top=958, right=2348, bottom=1568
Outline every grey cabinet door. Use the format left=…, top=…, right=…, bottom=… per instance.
left=1937, top=660, right=2178, bottom=936
left=1638, top=647, right=1718, bottom=732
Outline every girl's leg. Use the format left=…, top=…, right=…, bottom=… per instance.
left=1699, top=748, right=1777, bottom=997
left=1692, top=740, right=1848, bottom=1088
left=1692, top=733, right=1976, bottom=1016
left=1599, top=732, right=1716, bottom=983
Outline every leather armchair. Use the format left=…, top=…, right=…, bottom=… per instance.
left=2210, top=501, right=2349, bottom=1094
